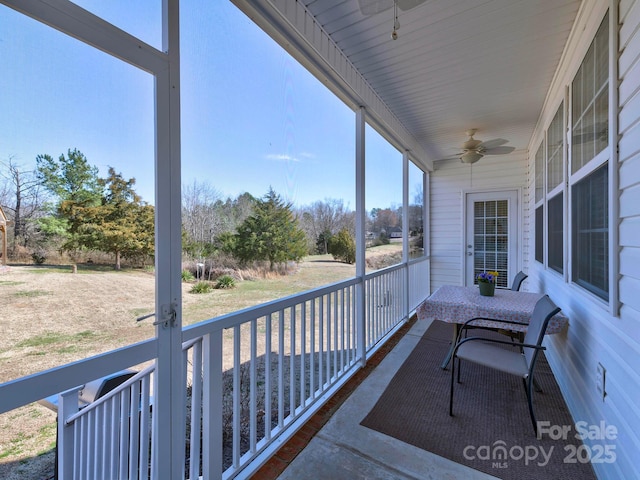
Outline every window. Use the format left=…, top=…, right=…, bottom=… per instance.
left=408, top=160, right=425, bottom=259
left=570, top=13, right=609, bottom=300
left=546, top=103, right=564, bottom=274
left=534, top=143, right=545, bottom=203
left=547, top=103, right=564, bottom=193
left=572, top=165, right=608, bottom=299
left=535, top=206, right=544, bottom=264
left=571, top=14, right=609, bottom=173
left=534, top=142, right=544, bottom=264
left=548, top=193, right=563, bottom=273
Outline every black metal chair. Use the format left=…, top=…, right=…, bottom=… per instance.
left=449, top=295, right=560, bottom=436
left=511, top=270, right=528, bottom=291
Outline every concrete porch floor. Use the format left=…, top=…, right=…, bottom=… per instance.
left=254, top=317, right=498, bottom=480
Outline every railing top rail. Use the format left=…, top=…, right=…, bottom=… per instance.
left=0, top=339, right=157, bottom=414
left=364, top=262, right=404, bottom=279
left=183, top=276, right=360, bottom=341
left=408, top=255, right=430, bottom=267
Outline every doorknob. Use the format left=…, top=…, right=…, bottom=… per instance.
left=467, top=252, right=472, bottom=256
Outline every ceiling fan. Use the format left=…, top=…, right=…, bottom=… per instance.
left=357, top=0, right=428, bottom=16
left=443, top=129, right=516, bottom=164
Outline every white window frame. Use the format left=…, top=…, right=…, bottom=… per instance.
left=566, top=9, right=616, bottom=310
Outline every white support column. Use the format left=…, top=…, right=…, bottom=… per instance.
left=423, top=171, right=430, bottom=257
left=402, top=151, right=409, bottom=319
left=355, top=107, right=367, bottom=366
left=154, top=1, right=183, bottom=479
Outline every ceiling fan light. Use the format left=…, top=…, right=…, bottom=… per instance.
left=461, top=151, right=483, bottom=164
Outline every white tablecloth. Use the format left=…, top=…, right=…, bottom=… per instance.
left=416, top=285, right=568, bottom=334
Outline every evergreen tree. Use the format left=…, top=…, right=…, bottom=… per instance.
left=36, top=149, right=102, bottom=251
left=75, top=168, right=154, bottom=269
left=328, top=228, right=356, bottom=264
left=234, top=188, right=306, bottom=270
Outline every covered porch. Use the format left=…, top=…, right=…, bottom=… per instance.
left=1, top=0, right=638, bottom=479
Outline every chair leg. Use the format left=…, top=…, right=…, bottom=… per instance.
left=524, top=376, right=537, bottom=436
left=449, top=355, right=456, bottom=416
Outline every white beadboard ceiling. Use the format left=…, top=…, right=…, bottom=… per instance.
left=286, top=0, right=582, bottom=166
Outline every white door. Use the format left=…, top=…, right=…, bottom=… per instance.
left=465, top=191, right=518, bottom=288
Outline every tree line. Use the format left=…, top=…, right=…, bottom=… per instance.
left=1, top=149, right=422, bottom=271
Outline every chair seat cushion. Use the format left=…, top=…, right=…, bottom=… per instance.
left=456, top=341, right=528, bottom=377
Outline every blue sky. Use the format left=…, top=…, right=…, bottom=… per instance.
left=1, top=1, right=418, bottom=211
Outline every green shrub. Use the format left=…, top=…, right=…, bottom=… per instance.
left=215, top=274, right=236, bottom=289
left=328, top=228, right=356, bottom=264
left=181, top=269, right=195, bottom=282
left=31, top=252, right=46, bottom=265
left=190, top=281, right=213, bottom=294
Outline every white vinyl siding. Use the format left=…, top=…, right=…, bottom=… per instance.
left=530, top=2, right=640, bottom=480
left=429, top=154, right=527, bottom=291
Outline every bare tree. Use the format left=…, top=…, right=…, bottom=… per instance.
left=0, top=157, right=47, bottom=253
left=182, top=180, right=222, bottom=246
left=297, top=199, right=354, bottom=254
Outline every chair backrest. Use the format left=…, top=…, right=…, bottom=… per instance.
left=523, top=295, right=561, bottom=370
left=511, top=271, right=528, bottom=291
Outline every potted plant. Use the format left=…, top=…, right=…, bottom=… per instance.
left=476, top=271, right=498, bottom=296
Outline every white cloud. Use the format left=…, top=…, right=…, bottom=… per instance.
left=266, top=153, right=299, bottom=162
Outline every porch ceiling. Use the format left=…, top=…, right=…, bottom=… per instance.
left=303, top=0, right=581, bottom=166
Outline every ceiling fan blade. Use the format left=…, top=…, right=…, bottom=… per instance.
left=435, top=155, right=462, bottom=162
left=478, top=138, right=508, bottom=150
left=397, top=0, right=428, bottom=11
left=357, top=0, right=427, bottom=15
left=483, top=146, right=516, bottom=155
left=357, top=0, right=393, bottom=15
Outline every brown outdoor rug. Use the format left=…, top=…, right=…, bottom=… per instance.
left=360, top=320, right=597, bottom=480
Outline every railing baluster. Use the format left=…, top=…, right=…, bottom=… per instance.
left=300, top=302, right=306, bottom=409
left=140, top=375, right=151, bottom=479
left=289, top=306, right=296, bottom=419
left=119, top=390, right=130, bottom=479
left=278, top=309, right=285, bottom=428
left=319, top=296, right=324, bottom=390
left=190, top=340, right=203, bottom=480
left=326, top=293, right=332, bottom=384
left=333, top=291, right=340, bottom=381
left=250, top=319, right=257, bottom=453
left=310, top=300, right=316, bottom=399
left=264, top=314, right=272, bottom=442
left=232, top=325, right=241, bottom=469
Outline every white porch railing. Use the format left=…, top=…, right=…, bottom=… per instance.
left=0, top=256, right=430, bottom=480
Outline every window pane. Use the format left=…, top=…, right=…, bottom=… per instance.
left=408, top=161, right=425, bottom=259
left=572, top=165, right=608, bottom=300
left=535, top=206, right=544, bottom=264
left=365, top=125, right=402, bottom=271
left=473, top=200, right=508, bottom=288
left=0, top=6, right=156, bottom=383
left=547, top=103, right=564, bottom=192
left=548, top=193, right=563, bottom=273
left=535, top=144, right=545, bottom=203
left=572, top=13, right=608, bottom=174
